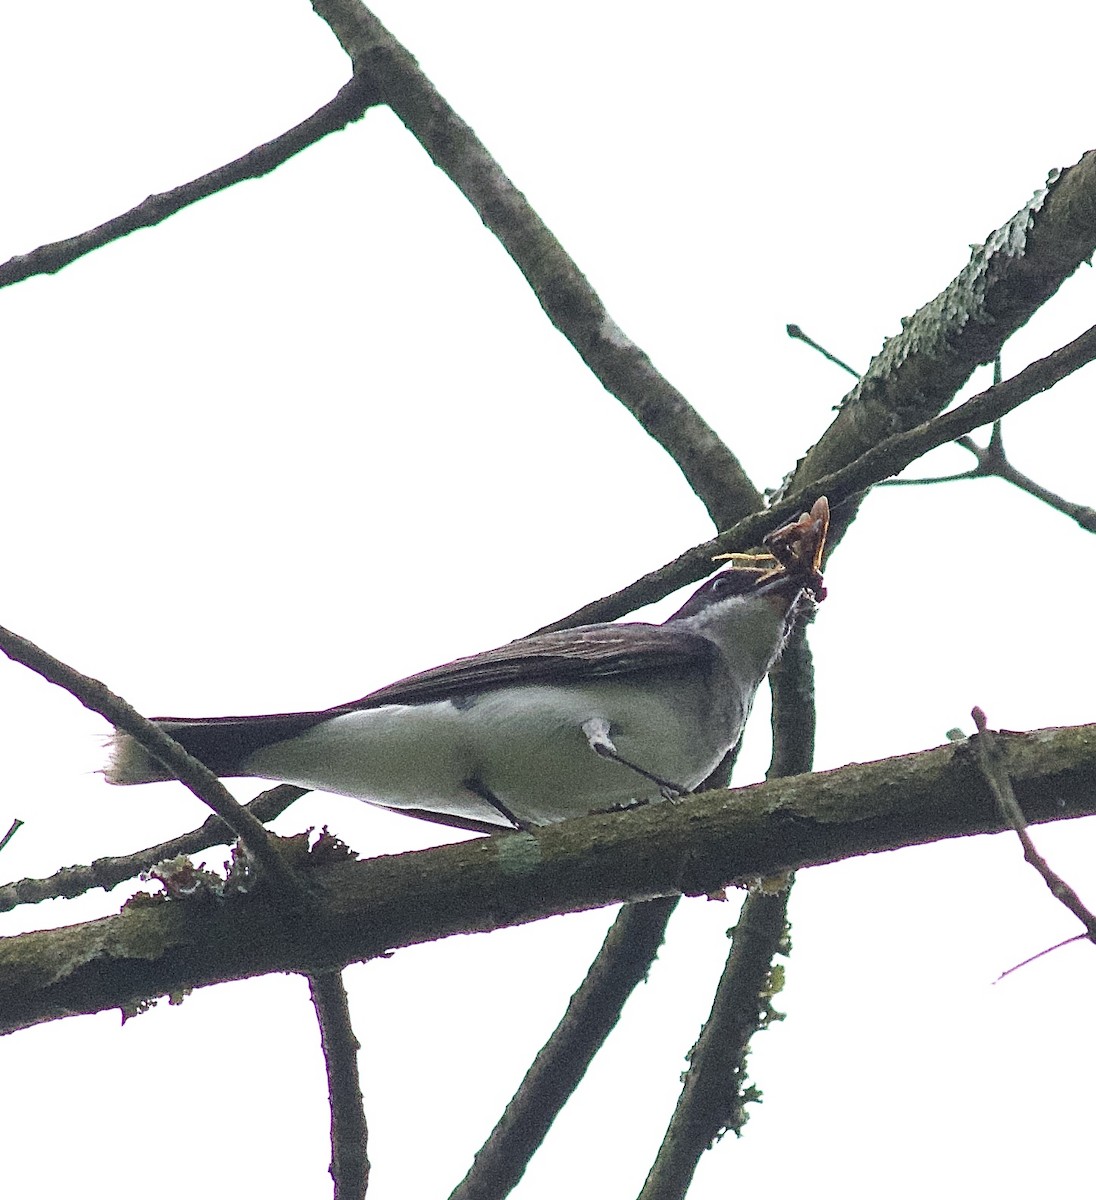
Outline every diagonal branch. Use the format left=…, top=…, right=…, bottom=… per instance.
left=308, top=0, right=760, bottom=527
left=0, top=76, right=380, bottom=289
left=0, top=820, right=23, bottom=855
left=972, top=707, right=1096, bottom=942
left=0, top=624, right=302, bottom=903
left=786, top=324, right=860, bottom=379
left=447, top=897, right=679, bottom=1200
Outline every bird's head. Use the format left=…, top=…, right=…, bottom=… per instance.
left=670, top=497, right=830, bottom=623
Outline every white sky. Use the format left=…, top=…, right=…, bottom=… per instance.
left=1, top=3, right=1095, bottom=1198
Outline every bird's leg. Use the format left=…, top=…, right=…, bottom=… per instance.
left=581, top=718, right=689, bottom=799
left=462, top=776, right=530, bottom=831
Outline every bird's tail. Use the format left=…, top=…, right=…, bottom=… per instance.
left=104, top=712, right=331, bottom=785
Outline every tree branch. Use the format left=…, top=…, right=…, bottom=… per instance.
left=448, top=897, right=678, bottom=1200
left=972, top=708, right=1096, bottom=942
left=310, top=970, right=370, bottom=1199
left=0, top=785, right=305, bottom=914
left=955, top=426, right=1096, bottom=532
left=0, top=819, right=24, bottom=856
left=308, top=0, right=761, bottom=527
left=0, top=625, right=303, bottom=903
left=4, top=720, right=1096, bottom=1034
left=0, top=76, right=380, bottom=289
left=786, top=324, right=860, bottom=378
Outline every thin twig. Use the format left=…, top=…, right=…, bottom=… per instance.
left=309, top=0, right=761, bottom=529
left=883, top=467, right=983, bottom=486
left=638, top=892, right=790, bottom=1200
left=539, top=322, right=1096, bottom=631
left=0, top=819, right=24, bottom=855
left=786, top=324, right=860, bottom=378
left=0, top=785, right=305, bottom=913
left=0, top=76, right=380, bottom=289
left=309, top=970, right=370, bottom=1199
left=885, top=412, right=1096, bottom=530
left=792, top=330, right=1096, bottom=530
left=0, top=624, right=302, bottom=903
left=972, top=706, right=1096, bottom=941
left=995, top=934, right=1088, bottom=982
left=959, top=426, right=1096, bottom=532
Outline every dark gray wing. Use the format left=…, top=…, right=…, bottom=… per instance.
left=142, top=624, right=718, bottom=771
left=327, top=622, right=719, bottom=713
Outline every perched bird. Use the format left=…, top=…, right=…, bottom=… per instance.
left=106, top=498, right=829, bottom=832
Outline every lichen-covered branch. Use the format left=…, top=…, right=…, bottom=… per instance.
left=0, top=625, right=302, bottom=901
left=3, top=719, right=1096, bottom=1035
left=308, top=0, right=761, bottom=527
left=789, top=150, right=1096, bottom=519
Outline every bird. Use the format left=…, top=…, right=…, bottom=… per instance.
left=106, top=498, right=829, bottom=833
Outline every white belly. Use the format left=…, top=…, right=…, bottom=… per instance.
left=243, top=679, right=745, bottom=827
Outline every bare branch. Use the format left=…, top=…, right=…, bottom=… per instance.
left=448, top=898, right=678, bottom=1200
left=786, top=324, right=860, bottom=378
left=959, top=426, right=1096, bottom=532
left=309, top=0, right=761, bottom=527
left=881, top=468, right=981, bottom=486
left=541, top=322, right=1096, bottom=629
left=0, top=76, right=379, bottom=289
left=0, top=624, right=302, bottom=902
left=0, top=785, right=305, bottom=914
left=4, top=720, right=1096, bottom=1034
left=0, top=819, right=23, bottom=855
left=972, top=707, right=1096, bottom=942
left=310, top=970, right=370, bottom=1199
left=996, top=934, right=1088, bottom=982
